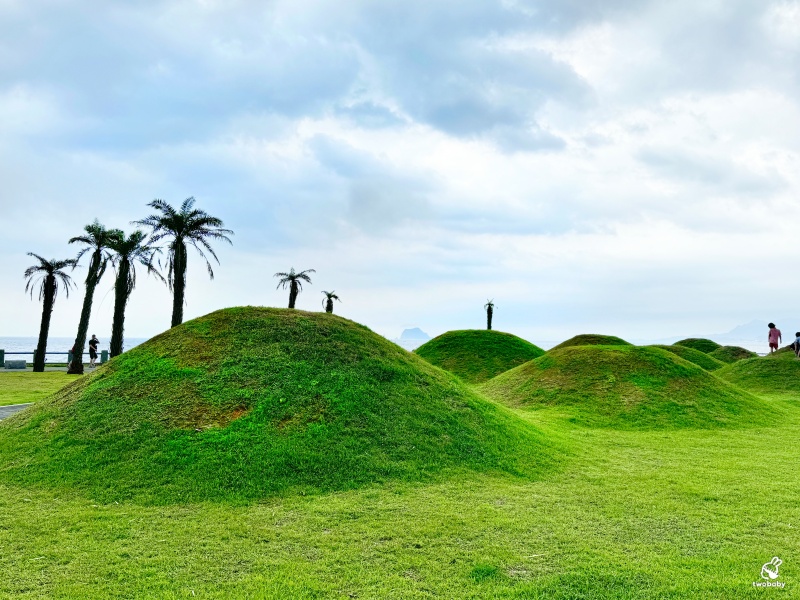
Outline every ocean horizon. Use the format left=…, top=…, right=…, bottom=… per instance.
left=0, top=336, right=150, bottom=363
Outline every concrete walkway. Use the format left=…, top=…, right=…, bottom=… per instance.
left=0, top=403, right=32, bottom=419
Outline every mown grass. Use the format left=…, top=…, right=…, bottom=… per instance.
left=0, top=308, right=556, bottom=503
left=550, top=334, right=631, bottom=351
left=414, top=329, right=544, bottom=383
left=480, top=345, right=771, bottom=429
left=710, top=345, right=758, bottom=363
left=1, top=401, right=798, bottom=598
left=717, top=348, right=800, bottom=394
left=648, top=344, right=726, bottom=371
left=3, top=322, right=800, bottom=597
left=674, top=338, right=721, bottom=354
left=0, top=372, right=74, bottom=406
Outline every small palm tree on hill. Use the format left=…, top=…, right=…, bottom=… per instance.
left=484, top=299, right=495, bottom=331
left=321, top=290, right=340, bottom=314
left=108, top=230, right=164, bottom=358
left=135, top=198, right=233, bottom=328
left=24, top=254, right=77, bottom=372
left=275, top=268, right=315, bottom=308
left=68, top=221, right=123, bottom=374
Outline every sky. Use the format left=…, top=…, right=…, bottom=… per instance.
left=1, top=0, right=799, bottom=346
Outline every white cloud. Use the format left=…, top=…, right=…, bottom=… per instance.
left=1, top=0, right=799, bottom=345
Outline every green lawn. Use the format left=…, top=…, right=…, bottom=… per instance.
left=0, top=372, right=76, bottom=406
left=1, top=393, right=798, bottom=597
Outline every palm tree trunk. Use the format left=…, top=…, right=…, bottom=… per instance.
left=289, top=281, right=298, bottom=308
left=34, top=275, right=56, bottom=373
left=171, top=241, right=187, bottom=327
left=487, top=306, right=493, bottom=331
left=325, top=299, right=333, bottom=313
left=68, top=251, right=102, bottom=374
left=110, top=259, right=130, bottom=358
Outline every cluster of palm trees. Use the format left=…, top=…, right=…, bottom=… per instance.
left=273, top=268, right=341, bottom=314
left=24, top=198, right=233, bottom=373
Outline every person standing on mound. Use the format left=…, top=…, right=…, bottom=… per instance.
left=794, top=332, right=800, bottom=359
left=768, top=323, right=782, bottom=353
left=88, top=334, right=99, bottom=368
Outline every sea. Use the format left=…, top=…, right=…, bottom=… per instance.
left=0, top=336, right=149, bottom=364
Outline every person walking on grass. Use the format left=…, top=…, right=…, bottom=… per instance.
left=89, top=334, right=99, bottom=368
left=768, top=323, right=782, bottom=353
left=794, top=332, right=800, bottom=359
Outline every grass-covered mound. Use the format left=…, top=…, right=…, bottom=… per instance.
left=0, top=308, right=554, bottom=503
left=709, top=345, right=758, bottom=363
left=649, top=345, right=726, bottom=371
left=716, top=349, right=800, bottom=394
left=550, top=334, right=632, bottom=350
left=414, top=330, right=544, bottom=383
left=480, top=345, right=768, bottom=429
left=674, top=338, right=721, bottom=353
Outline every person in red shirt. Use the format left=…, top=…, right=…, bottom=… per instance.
left=768, top=323, right=782, bottom=353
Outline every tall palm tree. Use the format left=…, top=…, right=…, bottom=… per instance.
left=68, top=221, right=123, bottom=374
left=108, top=231, right=164, bottom=358
left=135, top=198, right=233, bottom=328
left=321, top=290, right=340, bottom=314
left=275, top=268, right=315, bottom=308
left=24, top=254, right=77, bottom=372
left=484, top=299, right=495, bottom=331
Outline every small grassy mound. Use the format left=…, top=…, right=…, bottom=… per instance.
left=709, top=345, right=758, bottom=363
left=550, top=334, right=632, bottom=351
left=0, top=308, right=554, bottom=503
left=649, top=345, right=726, bottom=371
left=674, top=338, right=721, bottom=354
left=716, top=350, right=800, bottom=394
left=480, top=345, right=768, bottom=429
left=414, top=330, right=544, bottom=383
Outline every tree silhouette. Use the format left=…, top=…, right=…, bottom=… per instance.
left=67, top=221, right=123, bottom=374
left=135, top=198, right=233, bottom=327
left=321, top=290, right=341, bottom=314
left=484, top=299, right=495, bottom=331
left=24, top=254, right=77, bottom=372
left=275, top=268, right=315, bottom=308
left=108, top=230, right=164, bottom=357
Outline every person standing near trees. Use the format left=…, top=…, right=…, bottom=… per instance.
left=88, top=334, right=99, bottom=368
left=768, top=323, right=782, bottom=353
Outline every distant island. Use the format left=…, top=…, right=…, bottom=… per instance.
left=393, top=327, right=431, bottom=350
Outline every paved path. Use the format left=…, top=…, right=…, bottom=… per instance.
left=0, top=403, right=32, bottom=420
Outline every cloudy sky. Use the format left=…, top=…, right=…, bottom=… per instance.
left=1, top=0, right=799, bottom=346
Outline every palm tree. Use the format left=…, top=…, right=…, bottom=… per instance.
left=321, top=290, right=340, bottom=314
left=24, top=254, right=77, bottom=372
left=484, top=299, right=495, bottom=331
left=67, top=221, right=123, bottom=374
left=275, top=268, right=315, bottom=308
left=135, top=198, right=233, bottom=328
left=108, top=231, right=164, bottom=358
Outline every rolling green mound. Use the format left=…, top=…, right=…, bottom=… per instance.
left=717, top=350, right=800, bottom=394
left=709, top=345, right=758, bottom=363
left=414, top=330, right=545, bottom=383
left=674, top=338, right=721, bottom=353
left=480, top=345, right=768, bottom=429
left=550, top=334, right=632, bottom=351
left=0, top=308, right=554, bottom=503
left=649, top=345, right=726, bottom=371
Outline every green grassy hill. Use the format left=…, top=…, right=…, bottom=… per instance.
left=674, top=338, right=721, bottom=353
left=0, top=308, right=554, bottom=503
left=414, top=330, right=545, bottom=383
left=709, top=345, right=758, bottom=363
left=480, top=345, right=768, bottom=429
left=550, top=334, right=631, bottom=350
left=717, top=349, right=800, bottom=394
left=649, top=344, right=726, bottom=371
